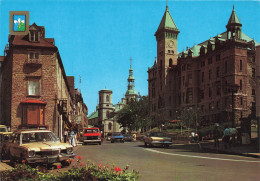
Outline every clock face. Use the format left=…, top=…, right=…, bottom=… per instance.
left=168, top=41, right=174, bottom=48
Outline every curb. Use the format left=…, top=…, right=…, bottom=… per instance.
left=202, top=147, right=260, bottom=159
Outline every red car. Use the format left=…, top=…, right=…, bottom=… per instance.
left=80, top=127, right=102, bottom=145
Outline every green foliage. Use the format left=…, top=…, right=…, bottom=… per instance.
left=117, top=96, right=151, bottom=132
left=1, top=160, right=140, bottom=181
left=179, top=108, right=201, bottom=129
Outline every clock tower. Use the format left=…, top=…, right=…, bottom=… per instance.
left=155, top=5, right=179, bottom=87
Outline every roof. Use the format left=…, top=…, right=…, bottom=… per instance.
left=125, top=89, right=137, bottom=95
left=88, top=110, right=98, bottom=119
left=156, top=6, right=179, bottom=34
left=226, top=5, right=242, bottom=27
left=21, top=100, right=47, bottom=105
left=180, top=31, right=260, bottom=57
left=11, top=35, right=56, bottom=49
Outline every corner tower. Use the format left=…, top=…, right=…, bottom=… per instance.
left=155, top=5, right=179, bottom=90
left=226, top=5, right=242, bottom=39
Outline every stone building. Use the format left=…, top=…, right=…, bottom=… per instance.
left=0, top=23, right=88, bottom=139
left=148, top=5, right=259, bottom=127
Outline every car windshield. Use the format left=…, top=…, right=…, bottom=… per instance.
left=112, top=133, right=122, bottom=136
left=84, top=129, right=99, bottom=133
left=21, top=132, right=59, bottom=144
left=0, top=128, right=7, bottom=132
left=150, top=132, right=167, bottom=137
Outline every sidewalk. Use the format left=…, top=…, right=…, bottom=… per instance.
left=0, top=160, right=12, bottom=173
left=200, top=140, right=260, bottom=158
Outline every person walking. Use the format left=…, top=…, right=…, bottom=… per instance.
left=64, top=129, right=68, bottom=143
left=223, top=127, right=231, bottom=149
left=213, top=125, right=221, bottom=147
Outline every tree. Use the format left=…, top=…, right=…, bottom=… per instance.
left=116, top=96, right=151, bottom=132
left=179, top=107, right=201, bottom=131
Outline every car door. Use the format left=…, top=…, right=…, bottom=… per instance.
left=9, top=134, right=21, bottom=158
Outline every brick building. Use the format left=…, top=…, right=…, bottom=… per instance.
left=0, top=23, right=87, bottom=139
left=148, top=5, right=259, bottom=127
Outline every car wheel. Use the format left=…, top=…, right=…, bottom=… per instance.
left=164, top=144, right=170, bottom=148
left=111, top=141, right=114, bottom=143
left=10, top=155, right=16, bottom=167
left=144, top=142, right=148, bottom=147
left=99, top=142, right=102, bottom=145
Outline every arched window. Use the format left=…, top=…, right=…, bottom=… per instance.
left=106, top=95, right=109, bottom=102
left=169, top=59, right=173, bottom=67
left=108, top=123, right=112, bottom=131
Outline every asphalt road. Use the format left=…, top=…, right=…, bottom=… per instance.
left=72, top=141, right=260, bottom=181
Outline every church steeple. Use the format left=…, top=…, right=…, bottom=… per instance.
left=125, top=57, right=137, bottom=103
left=226, top=5, right=242, bottom=39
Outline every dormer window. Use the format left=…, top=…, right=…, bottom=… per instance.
left=29, top=31, right=39, bottom=42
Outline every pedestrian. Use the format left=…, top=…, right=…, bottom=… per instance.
left=223, top=127, right=231, bottom=149
left=69, top=129, right=73, bottom=146
left=64, top=129, right=68, bottom=143
left=213, top=125, right=221, bottom=147
left=230, top=128, right=237, bottom=146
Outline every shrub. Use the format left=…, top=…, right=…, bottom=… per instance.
left=1, top=158, right=140, bottom=181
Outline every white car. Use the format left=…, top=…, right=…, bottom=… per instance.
left=143, top=132, right=172, bottom=148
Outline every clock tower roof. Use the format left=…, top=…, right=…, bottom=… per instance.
left=155, top=5, right=179, bottom=36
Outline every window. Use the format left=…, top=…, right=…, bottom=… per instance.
left=240, top=80, right=242, bottom=90
left=240, top=97, right=243, bottom=105
left=225, top=61, right=227, bottom=73
left=108, top=123, right=112, bottom=131
left=216, top=54, right=220, bottom=62
left=240, top=60, right=242, bottom=71
left=169, top=59, right=173, bottom=67
left=106, top=95, right=110, bottom=102
left=29, top=31, right=39, bottom=42
left=28, top=52, right=39, bottom=63
left=200, top=90, right=204, bottom=99
left=201, top=72, right=204, bottom=82
left=208, top=57, right=212, bottom=65
left=216, top=67, right=220, bottom=78
left=28, top=79, right=40, bottom=96
left=22, top=104, right=45, bottom=125
left=217, top=86, right=221, bottom=95
left=209, top=87, right=212, bottom=98
left=209, top=69, right=212, bottom=80
left=168, top=50, right=170, bottom=53
left=201, top=61, right=205, bottom=67
left=252, top=68, right=255, bottom=78
left=252, top=89, right=255, bottom=95
left=182, top=76, right=185, bottom=86
left=172, top=50, right=174, bottom=54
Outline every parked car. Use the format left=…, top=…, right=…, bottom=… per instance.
left=111, top=133, right=124, bottom=143
left=7, top=129, right=76, bottom=166
left=0, top=131, right=12, bottom=160
left=123, top=134, right=134, bottom=142
left=79, top=127, right=102, bottom=145
left=0, top=125, right=9, bottom=133
left=143, top=132, right=172, bottom=148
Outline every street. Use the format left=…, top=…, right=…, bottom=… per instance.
left=69, top=141, right=260, bottom=181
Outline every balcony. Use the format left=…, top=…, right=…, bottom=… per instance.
left=25, top=58, right=42, bottom=66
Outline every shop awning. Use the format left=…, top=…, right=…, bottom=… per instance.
left=21, top=100, right=47, bottom=105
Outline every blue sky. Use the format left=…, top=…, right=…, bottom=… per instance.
left=1, top=0, right=260, bottom=115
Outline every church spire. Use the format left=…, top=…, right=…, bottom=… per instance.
left=125, top=57, right=137, bottom=103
